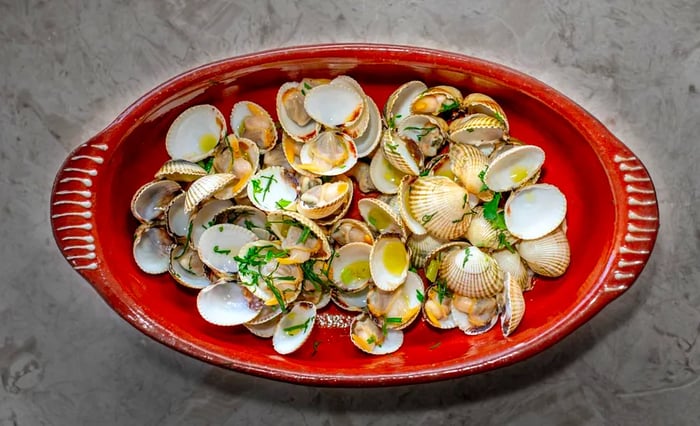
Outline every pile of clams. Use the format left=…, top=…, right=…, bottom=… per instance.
left=130, top=76, right=570, bottom=355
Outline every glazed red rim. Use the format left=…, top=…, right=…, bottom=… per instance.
left=51, top=44, right=659, bottom=386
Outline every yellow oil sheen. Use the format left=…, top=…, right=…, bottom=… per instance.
left=340, top=260, right=371, bottom=286
left=199, top=133, right=219, bottom=152
left=382, top=241, right=407, bottom=276
left=510, top=166, right=529, bottom=183
left=368, top=208, right=394, bottom=231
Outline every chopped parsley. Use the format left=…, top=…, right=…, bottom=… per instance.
left=478, top=167, right=490, bottom=192
left=197, top=157, right=214, bottom=173
left=297, top=226, right=311, bottom=244
left=387, top=113, right=402, bottom=129
left=385, top=141, right=399, bottom=154
left=250, top=174, right=278, bottom=203
left=234, top=244, right=291, bottom=310
left=416, top=289, right=425, bottom=303
left=366, top=335, right=376, bottom=345
left=403, top=125, right=437, bottom=141
left=283, top=315, right=315, bottom=336
left=429, top=341, right=442, bottom=350
left=385, top=317, right=403, bottom=324
left=275, top=198, right=292, bottom=209
left=173, top=221, right=194, bottom=259
left=438, top=99, right=460, bottom=114
left=421, top=212, right=436, bottom=225
left=301, top=260, right=331, bottom=292
left=213, top=245, right=231, bottom=255
left=461, top=246, right=471, bottom=268
left=435, top=279, right=451, bottom=304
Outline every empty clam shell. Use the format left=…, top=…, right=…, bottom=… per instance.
left=357, top=198, right=406, bottom=239
left=504, top=183, right=567, bottom=240
left=197, top=224, right=259, bottom=276
left=369, top=148, right=406, bottom=194
left=165, top=104, right=227, bottom=162
left=484, top=145, right=545, bottom=192
left=331, top=242, right=372, bottom=292
left=197, top=280, right=263, bottom=326
left=517, top=227, right=570, bottom=277
left=246, top=166, right=299, bottom=212
left=165, top=193, right=190, bottom=239
left=184, top=173, right=236, bottom=214
left=501, top=272, right=526, bottom=337
left=131, top=179, right=182, bottom=223
left=384, top=80, right=428, bottom=127
left=276, top=81, right=321, bottom=142
left=133, top=224, right=174, bottom=274
left=462, top=93, right=509, bottom=133
left=272, top=301, right=316, bottom=355
left=154, top=159, right=208, bottom=182
left=353, top=96, right=383, bottom=157
left=304, top=83, right=364, bottom=128
left=190, top=199, right=234, bottom=250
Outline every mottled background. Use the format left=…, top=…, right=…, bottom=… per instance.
left=1, top=0, right=698, bottom=424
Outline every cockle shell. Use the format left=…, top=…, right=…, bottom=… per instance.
left=272, top=301, right=316, bottom=355
left=197, top=280, right=263, bottom=326
left=357, top=198, right=406, bottom=240
left=369, top=234, right=410, bottom=292
left=276, top=81, right=321, bottom=142
left=381, top=129, right=424, bottom=176
left=184, top=173, right=236, bottom=214
left=347, top=161, right=377, bottom=193
left=267, top=210, right=332, bottom=262
left=464, top=206, right=517, bottom=250
left=131, top=179, right=182, bottom=223
left=449, top=143, right=493, bottom=201
left=329, top=219, right=374, bottom=246
left=384, top=80, right=428, bottom=127
left=350, top=313, right=404, bottom=355
left=484, top=145, right=545, bottom=192
left=298, top=131, right=358, bottom=176
left=165, top=193, right=190, bottom=239
left=196, top=223, right=259, bottom=277
left=410, top=85, right=463, bottom=116
left=491, top=249, right=534, bottom=291
left=407, top=176, right=474, bottom=241
left=133, top=224, right=174, bottom=274
left=501, top=272, right=526, bottom=337
left=396, top=114, right=448, bottom=157
left=297, top=178, right=352, bottom=220
left=353, top=96, right=383, bottom=157
left=397, top=175, right=427, bottom=236
left=366, top=271, right=424, bottom=330
left=168, top=244, right=210, bottom=289
left=504, top=183, right=567, bottom=240
left=369, top=148, right=406, bottom=194
left=406, top=233, right=447, bottom=269
left=246, top=166, right=299, bottom=212
left=304, top=83, right=364, bottom=129
left=439, top=245, right=504, bottom=298
left=331, top=242, right=372, bottom=292
left=154, top=159, right=208, bottom=182
left=448, top=113, right=506, bottom=146
left=462, top=93, right=509, bottom=133
left=331, top=286, right=370, bottom=312
left=230, top=101, right=278, bottom=153
left=165, top=104, right=227, bottom=162
left=212, top=205, right=270, bottom=240
left=517, top=227, right=570, bottom=277
left=190, top=199, right=234, bottom=250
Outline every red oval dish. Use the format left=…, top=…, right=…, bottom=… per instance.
left=50, top=44, right=658, bottom=386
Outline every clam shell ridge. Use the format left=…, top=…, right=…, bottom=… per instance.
left=439, top=246, right=504, bottom=298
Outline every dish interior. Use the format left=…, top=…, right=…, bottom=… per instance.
left=95, top=56, right=615, bottom=380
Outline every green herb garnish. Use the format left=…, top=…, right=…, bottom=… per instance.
left=197, top=157, right=214, bottom=173
left=416, top=289, right=425, bottom=303
left=298, top=226, right=311, bottom=244
left=275, top=198, right=292, bottom=209
left=173, top=221, right=194, bottom=259
left=385, top=317, right=403, bottom=324
left=283, top=315, right=315, bottom=336
left=403, top=125, right=437, bottom=141
left=421, top=212, right=436, bottom=225
left=213, top=245, right=231, bottom=255
left=435, top=279, right=451, bottom=304
left=438, top=99, right=460, bottom=114
left=461, top=246, right=471, bottom=268
left=366, top=335, right=376, bottom=345
left=483, top=192, right=501, bottom=222
left=478, top=167, right=489, bottom=192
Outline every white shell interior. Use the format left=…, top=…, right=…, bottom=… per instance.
left=505, top=183, right=567, bottom=240
left=304, top=84, right=363, bottom=128
left=353, top=96, right=382, bottom=157
left=197, top=224, right=258, bottom=274
left=272, top=302, right=316, bottom=355
left=484, top=145, right=545, bottom=192
left=331, top=242, right=372, bottom=291
left=133, top=226, right=172, bottom=274
left=246, top=167, right=299, bottom=212
left=191, top=199, right=234, bottom=249
left=197, top=281, right=262, bottom=326
left=166, top=193, right=190, bottom=238
left=369, top=148, right=406, bottom=194
left=166, top=104, right=226, bottom=162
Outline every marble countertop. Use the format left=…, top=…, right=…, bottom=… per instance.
left=2, top=0, right=698, bottom=424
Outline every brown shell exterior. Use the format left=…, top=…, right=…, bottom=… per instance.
left=439, top=246, right=504, bottom=298
left=407, top=176, right=474, bottom=241
left=517, top=227, right=571, bottom=277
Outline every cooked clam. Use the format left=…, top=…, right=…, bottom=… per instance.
left=230, top=101, right=277, bottom=152
left=133, top=224, right=174, bottom=274
left=350, top=313, right=403, bottom=355
left=197, top=280, right=263, bottom=326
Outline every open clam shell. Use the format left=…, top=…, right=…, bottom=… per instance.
left=384, top=80, right=428, bottom=126
left=369, top=148, right=406, bottom=194
left=196, top=224, right=259, bottom=277
left=517, top=227, right=570, bottom=277
left=304, top=83, right=364, bottom=129
left=369, top=234, right=410, bottom=292
left=165, top=193, right=190, bottom=239
left=184, top=173, right=236, bottom=214
left=331, top=242, right=372, bottom=292
left=367, top=271, right=424, bottom=330
left=357, top=198, right=406, bottom=239
left=331, top=76, right=371, bottom=139
left=281, top=132, right=318, bottom=178
left=169, top=244, right=211, bottom=289
left=353, top=96, right=383, bottom=157
left=501, top=272, right=526, bottom=337
left=212, top=205, right=270, bottom=240
left=331, top=286, right=370, bottom=312
left=298, top=131, right=358, bottom=176
left=272, top=301, right=316, bottom=355
left=247, top=166, right=300, bottom=212
left=276, top=81, right=321, bottom=142
left=211, top=135, right=260, bottom=199
left=197, top=280, right=264, bottom=326
left=410, top=85, right=463, bottom=116
left=422, top=285, right=457, bottom=330
left=452, top=294, right=500, bottom=335
left=424, top=154, right=457, bottom=181
left=297, top=178, right=352, bottom=220
left=133, top=224, right=175, bottom=275
left=244, top=314, right=282, bottom=338
left=448, top=113, right=506, bottom=146
left=230, top=101, right=277, bottom=153
left=381, top=129, right=424, bottom=176
left=190, top=199, right=234, bottom=250
left=484, top=145, right=545, bottom=192
left=154, top=159, right=208, bottom=182
left=165, top=104, right=227, bottom=162
left=504, top=183, right=567, bottom=240
left=397, top=175, right=427, bottom=236
left=350, top=313, right=404, bottom=355
left=439, top=245, right=504, bottom=298
left=396, top=114, right=448, bottom=157
left=329, top=219, right=374, bottom=247
left=491, top=248, right=534, bottom=292
left=267, top=210, right=332, bottom=262
left=462, top=93, right=509, bottom=133
left=407, top=176, right=474, bottom=241
left=449, top=143, right=493, bottom=201
left=131, top=180, right=181, bottom=224
left=406, top=233, right=447, bottom=269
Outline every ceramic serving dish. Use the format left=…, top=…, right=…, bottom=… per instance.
left=51, top=44, right=658, bottom=386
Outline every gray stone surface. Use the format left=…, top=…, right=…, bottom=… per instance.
left=1, top=0, right=698, bottom=424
